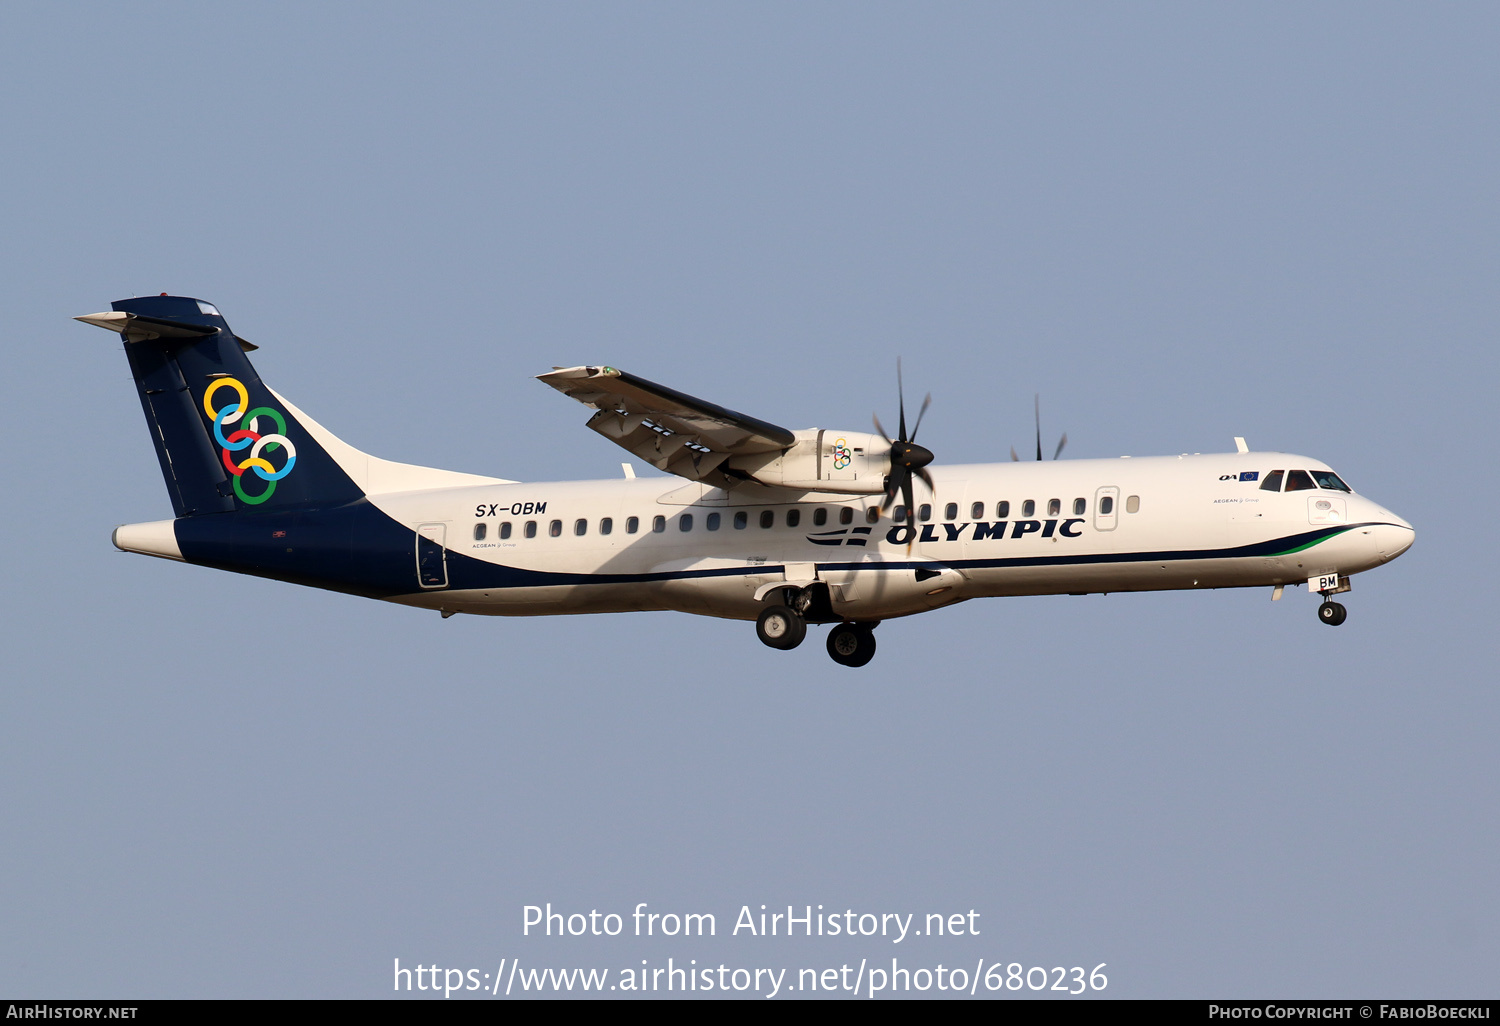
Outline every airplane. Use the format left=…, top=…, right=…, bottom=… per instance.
left=82, top=295, right=1415, bottom=667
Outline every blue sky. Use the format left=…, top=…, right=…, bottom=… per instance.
left=1, top=2, right=1493, bottom=998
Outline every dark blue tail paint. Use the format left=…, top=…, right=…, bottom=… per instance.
left=116, top=296, right=363, bottom=517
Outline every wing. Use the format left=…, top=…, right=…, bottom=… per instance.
left=537, top=365, right=795, bottom=481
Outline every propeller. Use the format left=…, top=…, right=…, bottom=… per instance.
left=1010, top=394, right=1067, bottom=462
left=873, top=359, right=935, bottom=539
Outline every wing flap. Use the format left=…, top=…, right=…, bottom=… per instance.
left=539, top=365, right=794, bottom=480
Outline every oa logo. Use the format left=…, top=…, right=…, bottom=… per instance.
left=203, top=377, right=297, bottom=505
left=831, top=438, right=851, bottom=471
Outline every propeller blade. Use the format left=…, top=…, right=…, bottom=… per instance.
left=1034, top=394, right=1043, bottom=461
left=880, top=469, right=901, bottom=513
left=916, top=466, right=935, bottom=493
left=876, top=359, right=936, bottom=534
left=1053, top=432, right=1068, bottom=460
left=901, top=474, right=916, bottom=552
left=909, top=392, right=932, bottom=442
left=897, top=359, right=908, bottom=441
left=1010, top=446, right=1020, bottom=462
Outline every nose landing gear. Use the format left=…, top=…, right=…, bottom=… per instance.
left=1310, top=573, right=1352, bottom=626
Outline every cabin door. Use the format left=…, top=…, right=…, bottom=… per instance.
left=416, top=523, right=449, bottom=588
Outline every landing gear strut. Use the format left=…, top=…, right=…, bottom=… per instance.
left=826, top=622, right=877, bottom=667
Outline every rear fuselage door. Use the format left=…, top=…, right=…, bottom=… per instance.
left=416, top=523, right=448, bottom=588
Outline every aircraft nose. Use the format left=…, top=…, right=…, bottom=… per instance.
left=1371, top=516, right=1415, bottom=562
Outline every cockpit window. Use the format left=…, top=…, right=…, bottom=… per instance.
left=1284, top=470, right=1316, bottom=492
left=1310, top=470, right=1351, bottom=492
left=1260, top=470, right=1284, bottom=492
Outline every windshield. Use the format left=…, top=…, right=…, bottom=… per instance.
left=1310, top=470, right=1351, bottom=492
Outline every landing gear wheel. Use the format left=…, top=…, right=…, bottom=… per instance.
left=756, top=605, right=806, bottom=650
left=826, top=622, right=877, bottom=667
left=1318, top=600, right=1347, bottom=626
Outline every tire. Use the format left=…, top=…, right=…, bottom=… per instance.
left=756, top=605, right=806, bottom=650
left=1318, top=601, right=1347, bottom=626
left=826, top=623, right=877, bottom=667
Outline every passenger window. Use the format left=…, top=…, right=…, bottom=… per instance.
left=944, top=502, right=958, bottom=521
left=997, top=501, right=1010, bottom=518
left=1022, top=500, right=1035, bottom=517
left=679, top=513, right=693, bottom=532
left=1073, top=497, right=1086, bottom=515
left=865, top=507, right=879, bottom=524
left=759, top=510, right=774, bottom=528
left=971, top=501, right=984, bottom=519
left=919, top=503, right=932, bottom=522
left=841, top=507, right=854, bottom=525
left=626, top=516, right=639, bottom=534
left=600, top=517, right=613, bottom=536
left=1048, top=498, right=1061, bottom=516
left=549, top=519, right=562, bottom=537
left=1311, top=470, right=1351, bottom=492
left=474, top=523, right=487, bottom=541
left=1260, top=470, right=1285, bottom=492
left=813, top=507, right=828, bottom=526
left=652, top=515, right=665, bottom=533
left=1125, top=495, right=1140, bottom=514
left=706, top=512, right=720, bottom=531
left=524, top=520, right=537, bottom=539
left=574, top=519, right=587, bottom=536
left=1285, top=470, right=1316, bottom=492
left=500, top=522, right=512, bottom=539
left=1100, top=496, right=1114, bottom=515
left=734, top=511, right=748, bottom=529
left=893, top=504, right=907, bottom=523
left=786, top=508, right=801, bottom=528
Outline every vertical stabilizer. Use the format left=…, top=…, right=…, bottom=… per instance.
left=83, top=296, right=365, bottom=516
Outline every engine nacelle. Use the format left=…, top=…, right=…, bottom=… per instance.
left=727, top=429, right=888, bottom=494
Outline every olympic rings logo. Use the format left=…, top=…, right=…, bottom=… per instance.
left=831, top=438, right=852, bottom=471
left=203, top=377, right=297, bottom=505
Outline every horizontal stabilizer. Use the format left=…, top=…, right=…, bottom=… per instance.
left=76, top=311, right=256, bottom=350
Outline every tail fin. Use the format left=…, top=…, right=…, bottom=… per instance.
left=81, top=295, right=364, bottom=516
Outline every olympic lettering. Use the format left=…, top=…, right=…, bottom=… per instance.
left=202, top=377, right=297, bottom=505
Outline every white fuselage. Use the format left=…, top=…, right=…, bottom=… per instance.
left=366, top=452, right=1414, bottom=621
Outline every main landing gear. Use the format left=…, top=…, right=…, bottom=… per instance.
left=754, top=590, right=879, bottom=666
left=825, top=622, right=877, bottom=667
left=755, top=604, right=807, bottom=650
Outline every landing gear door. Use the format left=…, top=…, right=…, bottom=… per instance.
left=1094, top=486, right=1120, bottom=531
left=416, top=523, right=448, bottom=588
